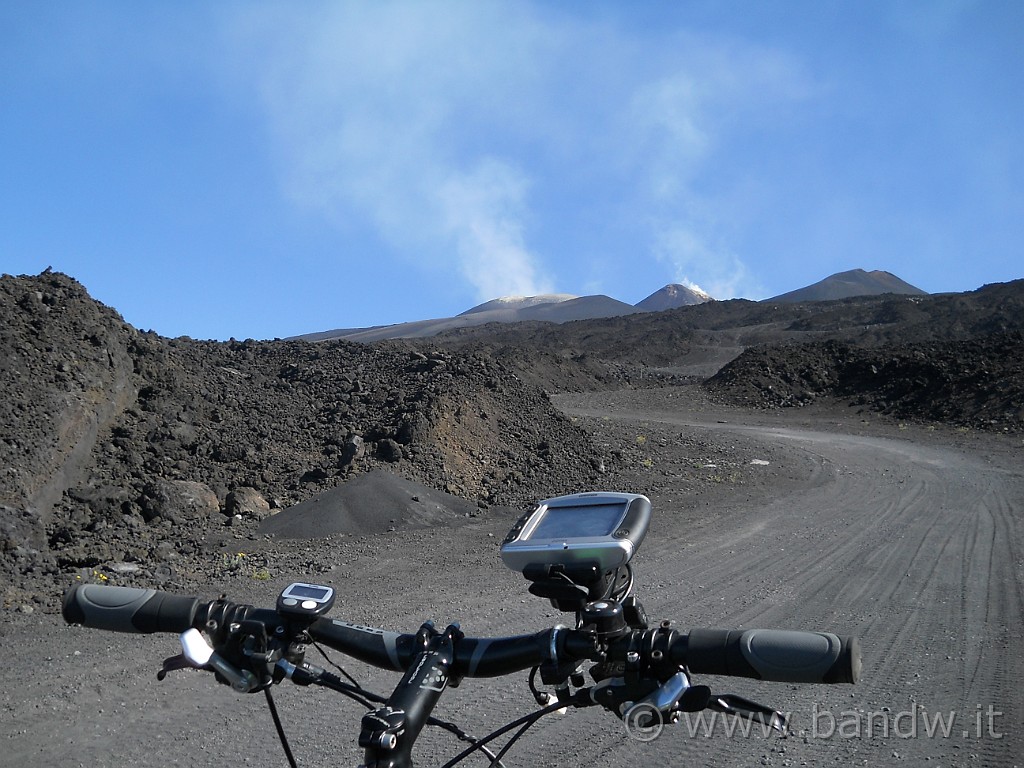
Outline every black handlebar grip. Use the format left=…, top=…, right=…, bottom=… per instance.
left=684, top=628, right=861, bottom=684
left=62, top=584, right=200, bottom=634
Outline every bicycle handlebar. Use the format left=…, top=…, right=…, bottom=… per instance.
left=62, top=584, right=859, bottom=685
left=683, top=628, right=860, bottom=684
left=63, top=584, right=199, bottom=634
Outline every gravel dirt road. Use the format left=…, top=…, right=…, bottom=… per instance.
left=3, top=386, right=1021, bottom=768
left=552, top=389, right=1024, bottom=767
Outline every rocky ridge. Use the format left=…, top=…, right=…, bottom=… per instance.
left=1, top=272, right=600, bottom=606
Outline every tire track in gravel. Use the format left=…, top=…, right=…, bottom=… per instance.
left=557, top=401, right=1024, bottom=768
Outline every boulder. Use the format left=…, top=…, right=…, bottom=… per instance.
left=377, top=438, right=403, bottom=462
left=139, top=480, right=220, bottom=524
left=340, top=433, right=365, bottom=467
left=224, top=486, right=272, bottom=520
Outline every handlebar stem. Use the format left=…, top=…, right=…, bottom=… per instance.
left=359, top=622, right=463, bottom=768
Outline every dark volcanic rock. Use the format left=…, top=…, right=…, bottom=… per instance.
left=0, top=272, right=599, bottom=603
left=705, top=333, right=1024, bottom=432
left=139, top=479, right=220, bottom=524
left=1, top=272, right=138, bottom=556
left=224, top=487, right=272, bottom=520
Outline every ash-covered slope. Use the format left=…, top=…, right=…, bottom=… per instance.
left=635, top=283, right=712, bottom=311
left=303, top=294, right=639, bottom=343
left=1, top=272, right=599, bottom=600
left=767, top=269, right=926, bottom=302
left=459, top=294, right=577, bottom=315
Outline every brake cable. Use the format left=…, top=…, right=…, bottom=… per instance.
left=311, top=639, right=364, bottom=689
left=264, top=687, right=299, bottom=768
left=438, top=699, right=571, bottom=768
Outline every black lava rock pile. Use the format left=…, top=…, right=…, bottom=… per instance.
left=705, top=333, right=1024, bottom=432
left=1, top=272, right=600, bottom=606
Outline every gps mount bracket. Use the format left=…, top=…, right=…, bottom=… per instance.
left=522, top=562, right=614, bottom=612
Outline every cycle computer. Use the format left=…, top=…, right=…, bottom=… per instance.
left=277, top=582, right=335, bottom=620
left=500, top=492, right=651, bottom=574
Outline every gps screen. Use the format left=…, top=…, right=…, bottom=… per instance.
left=528, top=503, right=625, bottom=540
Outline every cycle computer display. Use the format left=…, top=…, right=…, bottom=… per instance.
left=277, top=582, right=335, bottom=619
left=500, top=492, right=651, bottom=574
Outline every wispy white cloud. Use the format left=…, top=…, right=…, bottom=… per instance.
left=226, top=2, right=811, bottom=301
left=438, top=158, right=553, bottom=300
left=229, top=2, right=556, bottom=299
left=623, top=36, right=812, bottom=298
left=627, top=73, right=710, bottom=201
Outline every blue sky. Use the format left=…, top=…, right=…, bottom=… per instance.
left=2, top=1, right=1021, bottom=340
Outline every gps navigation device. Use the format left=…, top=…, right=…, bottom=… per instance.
left=500, top=492, right=651, bottom=575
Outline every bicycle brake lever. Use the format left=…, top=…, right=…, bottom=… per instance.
left=175, top=628, right=260, bottom=693
left=616, top=670, right=703, bottom=727
left=157, top=653, right=193, bottom=680
left=592, top=670, right=693, bottom=724
left=630, top=671, right=690, bottom=722
left=707, top=693, right=788, bottom=734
